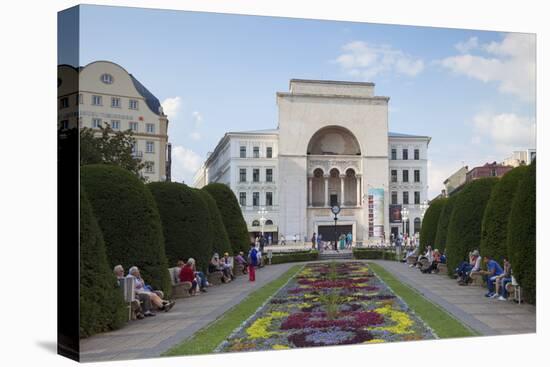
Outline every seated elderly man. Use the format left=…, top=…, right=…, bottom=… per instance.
left=234, top=251, right=248, bottom=274
left=113, top=265, right=155, bottom=318
left=222, top=252, right=236, bottom=280
left=127, top=266, right=175, bottom=312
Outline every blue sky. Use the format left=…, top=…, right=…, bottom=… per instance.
left=70, top=5, right=536, bottom=198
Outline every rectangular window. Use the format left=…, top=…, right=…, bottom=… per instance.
left=146, top=141, right=154, bottom=153
left=414, top=170, right=420, bottom=183
left=266, top=192, right=273, bottom=206
left=266, top=168, right=273, bottom=182
left=403, top=170, right=409, bottom=183
left=253, top=192, right=259, bottom=207
left=391, top=191, right=398, bottom=205
left=92, top=118, right=101, bottom=129
left=253, top=146, right=260, bottom=158
left=414, top=149, right=420, bottom=160
left=240, top=146, right=246, bottom=158
left=145, top=162, right=154, bottom=173
left=129, top=99, right=139, bottom=110
left=414, top=191, right=420, bottom=205
left=129, top=122, right=138, bottom=132
left=111, top=120, right=120, bottom=130
left=391, top=148, right=397, bottom=160
left=253, top=168, right=260, bottom=182
left=266, top=147, right=273, bottom=158
left=92, top=95, right=102, bottom=105
left=403, top=191, right=409, bottom=205
left=403, top=149, right=408, bottom=160
left=239, top=168, right=246, bottom=182
left=239, top=192, right=246, bottom=206
left=391, top=169, right=397, bottom=183
left=60, top=97, right=69, bottom=109
left=146, top=123, right=155, bottom=133
left=111, top=97, right=121, bottom=108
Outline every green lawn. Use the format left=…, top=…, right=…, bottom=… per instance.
left=163, top=265, right=303, bottom=356
left=368, top=262, right=478, bottom=338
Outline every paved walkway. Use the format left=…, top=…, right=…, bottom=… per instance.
left=80, top=263, right=297, bottom=362
left=370, top=260, right=536, bottom=336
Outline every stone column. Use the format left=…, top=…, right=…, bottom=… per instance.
left=340, top=175, right=345, bottom=206
left=324, top=175, right=329, bottom=207
left=308, top=177, right=312, bottom=206
left=356, top=176, right=361, bottom=207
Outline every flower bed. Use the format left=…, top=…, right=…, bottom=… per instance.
left=217, top=262, right=434, bottom=352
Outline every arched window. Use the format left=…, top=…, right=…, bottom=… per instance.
left=344, top=168, right=357, bottom=206
left=311, top=168, right=325, bottom=207
left=414, top=217, right=421, bottom=234
left=265, top=220, right=273, bottom=225
left=252, top=220, right=260, bottom=227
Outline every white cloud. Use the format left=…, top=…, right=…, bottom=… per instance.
left=427, top=160, right=455, bottom=200
left=335, top=41, right=424, bottom=79
left=161, top=96, right=182, bottom=119
left=440, top=33, right=535, bottom=101
left=171, top=145, right=203, bottom=184
left=471, top=112, right=536, bottom=151
left=455, top=36, right=479, bottom=53
left=189, top=132, right=201, bottom=141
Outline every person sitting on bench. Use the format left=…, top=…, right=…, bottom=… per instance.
left=480, top=256, right=504, bottom=298
left=457, top=250, right=481, bottom=285
left=495, top=257, right=512, bottom=301
left=127, top=266, right=175, bottom=311
left=235, top=251, right=248, bottom=274
left=209, top=253, right=231, bottom=283
left=114, top=265, right=154, bottom=318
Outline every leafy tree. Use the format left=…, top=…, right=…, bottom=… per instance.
left=506, top=160, right=536, bottom=304
left=480, top=166, right=528, bottom=261
left=80, top=125, right=150, bottom=180
left=80, top=189, right=126, bottom=338
left=202, top=183, right=250, bottom=253
left=195, top=189, right=232, bottom=256
left=419, top=198, right=447, bottom=253
left=445, top=178, right=498, bottom=276
left=81, top=164, right=171, bottom=296
left=434, top=194, right=459, bottom=254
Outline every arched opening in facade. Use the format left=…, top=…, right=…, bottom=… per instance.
left=311, top=168, right=325, bottom=207
left=252, top=220, right=260, bottom=227
left=344, top=168, right=357, bottom=206
left=307, top=126, right=361, bottom=155
left=265, top=219, right=273, bottom=225
left=328, top=168, right=341, bottom=206
left=413, top=217, right=421, bottom=235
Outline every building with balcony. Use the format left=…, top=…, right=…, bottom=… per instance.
left=194, top=79, right=430, bottom=244
left=58, top=60, right=170, bottom=182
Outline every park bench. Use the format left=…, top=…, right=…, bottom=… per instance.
left=469, top=271, right=484, bottom=286
left=207, top=269, right=225, bottom=285
left=436, top=263, right=447, bottom=274
left=406, top=255, right=417, bottom=266
left=168, top=267, right=193, bottom=298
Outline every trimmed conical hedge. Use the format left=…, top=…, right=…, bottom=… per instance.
left=81, top=164, right=171, bottom=296
left=480, top=166, right=528, bottom=262
left=196, top=189, right=232, bottom=256
left=419, top=198, right=447, bottom=253
left=148, top=182, right=213, bottom=272
left=506, top=160, right=536, bottom=304
left=434, top=194, right=458, bottom=254
left=80, top=189, right=126, bottom=338
left=445, top=178, right=498, bottom=276
left=203, top=183, right=250, bottom=253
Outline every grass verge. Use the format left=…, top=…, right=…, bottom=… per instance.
left=163, top=265, right=303, bottom=356
left=368, top=262, right=478, bottom=338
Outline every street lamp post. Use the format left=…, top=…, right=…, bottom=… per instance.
left=401, top=207, right=409, bottom=236
left=331, top=205, right=341, bottom=252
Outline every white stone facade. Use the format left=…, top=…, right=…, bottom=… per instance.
left=58, top=61, right=169, bottom=182
left=194, top=79, right=430, bottom=244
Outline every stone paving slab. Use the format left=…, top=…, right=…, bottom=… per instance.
left=370, top=260, right=536, bottom=336
left=80, top=263, right=297, bottom=362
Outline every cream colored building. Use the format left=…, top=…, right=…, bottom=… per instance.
left=502, top=149, right=536, bottom=167
left=194, top=79, right=430, bottom=244
left=58, top=61, right=170, bottom=182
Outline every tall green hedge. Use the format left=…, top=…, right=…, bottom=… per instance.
left=506, top=161, right=536, bottom=304
left=195, top=189, right=232, bottom=256
left=419, top=198, right=447, bottom=253
left=81, top=164, right=171, bottom=296
left=434, top=194, right=458, bottom=253
left=203, top=183, right=250, bottom=253
left=480, top=166, right=528, bottom=261
left=148, top=182, right=213, bottom=272
left=445, top=178, right=498, bottom=276
left=80, top=189, right=127, bottom=338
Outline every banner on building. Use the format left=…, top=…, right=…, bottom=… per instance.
left=367, top=188, right=385, bottom=238
left=389, top=204, right=402, bottom=223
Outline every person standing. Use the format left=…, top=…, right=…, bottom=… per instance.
left=280, top=234, right=286, bottom=246
left=248, top=243, right=258, bottom=282
left=268, top=234, right=272, bottom=245
left=311, top=232, right=316, bottom=249
left=317, top=233, right=323, bottom=251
